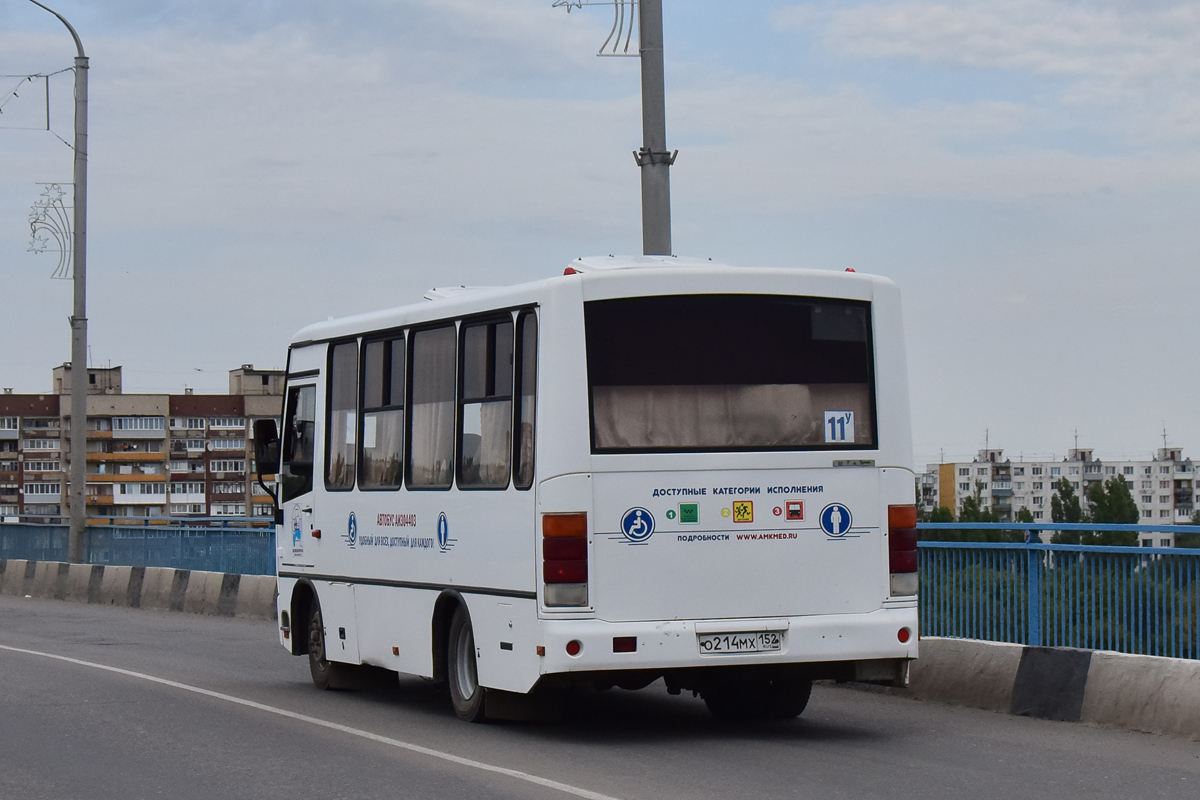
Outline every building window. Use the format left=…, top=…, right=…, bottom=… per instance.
left=1123, top=466, right=1134, bottom=475
left=1104, top=466, right=1115, bottom=474
left=325, top=341, right=358, bottom=491
left=359, top=335, right=405, bottom=491
left=0, top=417, right=17, bottom=431
left=1160, top=509, right=1170, bottom=518
left=1142, top=495, right=1153, bottom=503
left=1032, top=467, right=1043, bottom=475
left=212, top=482, right=243, bottom=495
left=1032, top=482, right=1043, bottom=490
left=209, top=460, right=246, bottom=473
left=170, top=482, right=205, bottom=495
left=118, top=483, right=166, bottom=496
left=24, top=482, right=61, bottom=495
left=1033, top=511, right=1043, bottom=520
left=1161, top=466, right=1171, bottom=474
left=1161, top=539, right=1171, bottom=548
left=958, top=468, right=969, bottom=477
left=1143, top=509, right=1152, bottom=518
left=1159, top=495, right=1170, bottom=504
left=1015, top=482, right=1023, bottom=490
left=1144, top=467, right=1152, bottom=475
left=1013, top=467, right=1024, bottom=476
left=1032, top=496, right=1043, bottom=506
left=212, top=503, right=246, bottom=516
left=22, top=439, right=60, bottom=450
left=23, top=461, right=61, bottom=473
left=210, top=417, right=246, bottom=430
left=1141, top=480, right=1152, bottom=489
left=1051, top=467, right=1061, bottom=476
left=959, top=482, right=969, bottom=491
left=977, top=468, right=987, bottom=476
left=170, top=503, right=204, bottom=514
left=113, top=417, right=164, bottom=431
left=1072, top=482, right=1079, bottom=490
left=210, top=438, right=246, bottom=451
left=1160, top=480, right=1170, bottom=489
left=1069, top=466, right=1080, bottom=475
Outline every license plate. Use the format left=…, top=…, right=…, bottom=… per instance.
left=697, top=630, right=783, bottom=654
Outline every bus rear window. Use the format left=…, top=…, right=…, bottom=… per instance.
left=584, top=295, right=876, bottom=452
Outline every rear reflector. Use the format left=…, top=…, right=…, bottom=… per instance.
left=613, top=636, right=637, bottom=653
left=543, top=513, right=589, bottom=606
left=898, top=627, right=911, bottom=643
left=888, top=505, right=918, bottom=529
left=543, top=537, right=587, bottom=560
left=888, top=504, right=918, bottom=596
left=543, top=559, right=588, bottom=584
left=566, top=640, right=582, bottom=656
left=543, top=513, right=587, bottom=538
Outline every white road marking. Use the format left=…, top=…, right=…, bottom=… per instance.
left=0, top=643, right=622, bottom=800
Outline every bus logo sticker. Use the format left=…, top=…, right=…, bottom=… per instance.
left=344, top=512, right=358, bottom=549
left=620, top=507, right=655, bottom=543
left=820, top=503, right=853, bottom=537
left=437, top=512, right=457, bottom=553
left=786, top=501, right=804, bottom=521
left=824, top=410, right=854, bottom=443
left=732, top=501, right=753, bottom=523
left=291, top=504, right=304, bottom=557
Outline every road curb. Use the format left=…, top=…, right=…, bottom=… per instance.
left=0, top=558, right=276, bottom=621
left=902, top=637, right=1200, bottom=739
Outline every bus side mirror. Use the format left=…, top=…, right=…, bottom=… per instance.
left=254, top=418, right=280, bottom=472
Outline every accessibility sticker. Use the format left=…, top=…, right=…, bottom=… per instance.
left=732, top=500, right=753, bottom=523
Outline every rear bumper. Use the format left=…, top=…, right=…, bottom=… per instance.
left=539, top=606, right=918, bottom=675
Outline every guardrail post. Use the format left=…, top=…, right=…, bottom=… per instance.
left=1026, top=533, right=1042, bottom=647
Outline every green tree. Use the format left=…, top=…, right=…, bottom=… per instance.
left=1083, top=475, right=1138, bottom=546
left=929, top=505, right=954, bottom=523
left=1049, top=477, right=1084, bottom=543
left=1179, top=511, right=1200, bottom=549
left=1015, top=507, right=1034, bottom=524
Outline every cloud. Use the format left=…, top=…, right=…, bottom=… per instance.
left=777, top=1, right=1200, bottom=100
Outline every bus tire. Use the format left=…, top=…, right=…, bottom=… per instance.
left=447, top=606, right=487, bottom=722
left=308, top=602, right=351, bottom=691
left=703, top=677, right=812, bottom=721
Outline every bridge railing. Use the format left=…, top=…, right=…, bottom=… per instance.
left=919, top=523, right=1200, bottom=660
left=0, top=521, right=275, bottom=576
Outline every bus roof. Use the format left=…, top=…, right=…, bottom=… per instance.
left=288, top=255, right=890, bottom=346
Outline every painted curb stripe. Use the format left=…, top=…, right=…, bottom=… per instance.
left=0, top=643, right=622, bottom=800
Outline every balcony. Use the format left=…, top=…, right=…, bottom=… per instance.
left=86, top=495, right=115, bottom=506
left=86, top=451, right=167, bottom=462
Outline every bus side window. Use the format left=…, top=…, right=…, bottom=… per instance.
left=281, top=384, right=316, bottom=503
left=513, top=310, right=537, bottom=490
left=458, top=318, right=514, bottom=489
left=326, top=341, right=358, bottom=491
left=408, top=325, right=457, bottom=489
left=360, top=336, right=405, bottom=490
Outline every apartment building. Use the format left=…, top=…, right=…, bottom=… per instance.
left=0, top=364, right=282, bottom=523
left=922, top=446, right=1196, bottom=547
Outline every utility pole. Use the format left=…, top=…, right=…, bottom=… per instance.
left=634, top=0, right=674, bottom=255
left=29, top=1, right=88, bottom=562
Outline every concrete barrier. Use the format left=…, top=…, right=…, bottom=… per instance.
left=0, top=558, right=276, bottom=621
left=901, top=637, right=1200, bottom=740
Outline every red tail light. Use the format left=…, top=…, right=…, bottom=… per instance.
left=543, top=513, right=588, bottom=606
left=888, top=504, right=918, bottom=597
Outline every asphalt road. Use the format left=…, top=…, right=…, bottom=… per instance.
left=1, top=595, right=1197, bottom=800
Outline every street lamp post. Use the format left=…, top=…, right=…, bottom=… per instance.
left=29, top=1, right=88, bottom=562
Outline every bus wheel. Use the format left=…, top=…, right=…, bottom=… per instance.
left=308, top=603, right=350, bottom=691
left=703, top=677, right=812, bottom=721
left=447, top=606, right=486, bottom=722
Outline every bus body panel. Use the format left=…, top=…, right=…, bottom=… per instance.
left=274, top=261, right=919, bottom=701
left=589, top=468, right=884, bottom=622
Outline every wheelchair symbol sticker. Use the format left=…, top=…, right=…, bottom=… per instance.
left=620, top=507, right=655, bottom=544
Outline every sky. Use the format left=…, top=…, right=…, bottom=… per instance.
left=2, top=0, right=1199, bottom=470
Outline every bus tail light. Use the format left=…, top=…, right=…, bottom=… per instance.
left=543, top=513, right=588, bottom=607
left=888, top=504, right=918, bottom=597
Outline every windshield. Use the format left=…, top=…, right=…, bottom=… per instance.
left=585, top=294, right=876, bottom=452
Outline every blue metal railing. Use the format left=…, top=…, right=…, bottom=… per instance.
left=0, top=522, right=275, bottom=576
left=918, top=523, right=1200, bottom=660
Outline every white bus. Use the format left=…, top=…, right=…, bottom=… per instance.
left=257, top=255, right=919, bottom=722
